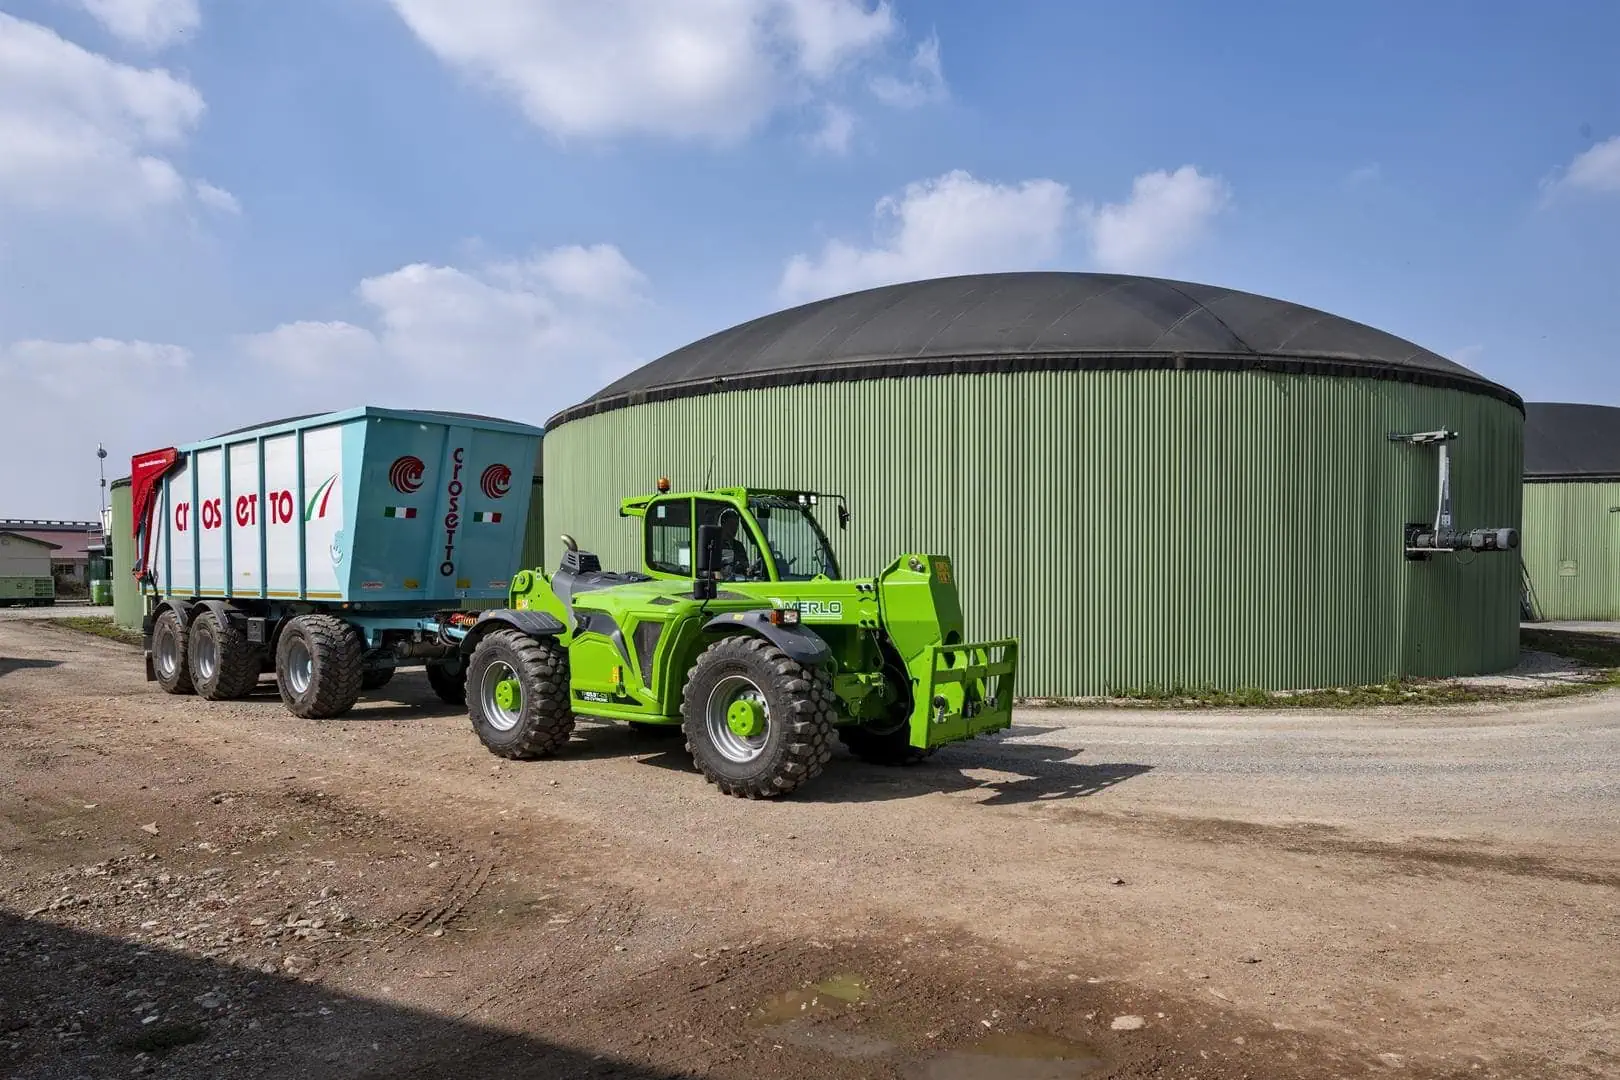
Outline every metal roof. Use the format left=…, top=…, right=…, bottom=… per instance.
left=1524, top=402, right=1620, bottom=481
left=549, top=272, right=1521, bottom=427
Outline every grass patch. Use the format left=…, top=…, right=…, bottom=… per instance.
left=50, top=615, right=143, bottom=647
left=1025, top=627, right=1620, bottom=711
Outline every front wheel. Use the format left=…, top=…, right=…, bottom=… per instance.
left=838, top=718, right=936, bottom=766
left=426, top=661, right=466, bottom=705
left=681, top=636, right=835, bottom=799
left=151, top=609, right=193, bottom=695
left=466, top=630, right=574, bottom=759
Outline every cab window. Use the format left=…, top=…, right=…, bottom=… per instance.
left=645, top=498, right=692, bottom=576
left=696, top=499, right=766, bottom=581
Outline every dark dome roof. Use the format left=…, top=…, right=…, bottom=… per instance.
left=548, top=272, right=1520, bottom=427
left=1525, top=402, right=1620, bottom=480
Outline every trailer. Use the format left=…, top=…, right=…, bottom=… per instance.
left=132, top=407, right=544, bottom=717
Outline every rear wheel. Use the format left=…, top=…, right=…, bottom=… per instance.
left=425, top=661, right=466, bottom=705
left=151, top=608, right=193, bottom=695
left=467, top=630, right=574, bottom=758
left=361, top=664, right=396, bottom=691
left=189, top=608, right=260, bottom=701
left=275, top=614, right=363, bottom=719
left=681, top=635, right=835, bottom=799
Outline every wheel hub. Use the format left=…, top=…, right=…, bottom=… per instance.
left=493, top=677, right=522, bottom=712
left=726, top=697, right=765, bottom=738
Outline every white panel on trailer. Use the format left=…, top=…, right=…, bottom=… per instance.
left=264, top=434, right=299, bottom=595
left=162, top=460, right=197, bottom=595
left=301, top=424, right=345, bottom=598
left=195, top=448, right=225, bottom=593
left=228, top=441, right=262, bottom=594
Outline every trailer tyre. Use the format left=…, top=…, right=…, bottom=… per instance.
left=275, top=614, right=364, bottom=719
left=361, top=665, right=396, bottom=692
left=189, top=608, right=260, bottom=701
left=425, top=662, right=467, bottom=705
left=681, top=635, right=835, bottom=799
left=151, top=608, right=194, bottom=695
left=467, top=630, right=574, bottom=759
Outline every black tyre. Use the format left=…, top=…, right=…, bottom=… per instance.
left=189, top=608, right=261, bottom=701
left=838, top=718, right=936, bottom=766
left=681, top=635, right=835, bottom=799
left=466, top=630, right=574, bottom=759
left=361, top=665, right=396, bottom=691
left=150, top=608, right=194, bottom=695
left=425, top=661, right=467, bottom=705
left=274, top=614, right=363, bottom=719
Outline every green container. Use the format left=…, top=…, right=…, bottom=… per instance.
left=90, top=579, right=111, bottom=606
left=539, top=273, right=1526, bottom=698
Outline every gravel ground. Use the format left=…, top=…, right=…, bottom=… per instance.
left=0, top=603, right=112, bottom=621
left=2, top=620, right=1618, bottom=1079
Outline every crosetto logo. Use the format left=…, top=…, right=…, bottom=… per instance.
left=440, top=448, right=465, bottom=577
left=480, top=463, right=511, bottom=499
left=389, top=455, right=425, bottom=494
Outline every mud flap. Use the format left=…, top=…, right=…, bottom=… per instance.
left=908, top=638, right=1019, bottom=749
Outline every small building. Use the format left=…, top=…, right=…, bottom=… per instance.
left=1521, top=402, right=1620, bottom=622
left=0, top=530, right=59, bottom=605
left=0, top=520, right=108, bottom=593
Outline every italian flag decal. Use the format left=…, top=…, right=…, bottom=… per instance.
left=473, top=511, right=502, bottom=523
left=383, top=506, right=417, bottom=518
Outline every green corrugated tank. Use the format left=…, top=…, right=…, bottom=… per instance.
left=541, top=272, right=1525, bottom=698
left=1521, top=402, right=1620, bottom=621
left=110, top=477, right=141, bottom=630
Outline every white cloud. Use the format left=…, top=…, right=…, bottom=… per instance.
left=0, top=13, right=210, bottom=220
left=808, top=104, right=855, bottom=154
left=75, top=0, right=200, bottom=49
left=194, top=180, right=239, bottom=214
left=244, top=244, right=648, bottom=407
left=383, top=0, right=930, bottom=143
left=502, top=244, right=649, bottom=306
left=1344, top=163, right=1382, bottom=188
left=869, top=34, right=945, bottom=108
left=779, top=169, right=1072, bottom=303
left=1543, top=135, right=1620, bottom=199
left=1079, top=165, right=1230, bottom=274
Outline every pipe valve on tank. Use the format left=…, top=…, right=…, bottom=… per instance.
left=1389, top=429, right=1518, bottom=561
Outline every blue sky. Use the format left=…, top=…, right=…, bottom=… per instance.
left=3, top=0, right=1618, bottom=517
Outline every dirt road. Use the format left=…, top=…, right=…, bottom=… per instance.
left=2, top=621, right=1617, bottom=1079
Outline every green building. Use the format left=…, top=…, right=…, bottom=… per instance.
left=540, top=272, right=1525, bottom=698
left=1521, top=402, right=1620, bottom=622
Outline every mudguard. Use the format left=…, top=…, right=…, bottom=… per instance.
left=703, top=611, right=832, bottom=668
left=459, top=608, right=566, bottom=653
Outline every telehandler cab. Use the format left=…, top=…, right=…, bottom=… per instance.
left=446, top=485, right=1018, bottom=799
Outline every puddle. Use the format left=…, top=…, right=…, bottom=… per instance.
left=747, top=974, right=894, bottom=1058
left=747, top=974, right=869, bottom=1026
left=919, top=1030, right=1107, bottom=1080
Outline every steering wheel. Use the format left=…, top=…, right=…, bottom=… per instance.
left=770, top=545, right=797, bottom=574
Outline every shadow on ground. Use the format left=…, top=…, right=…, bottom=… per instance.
left=575, top=721, right=1154, bottom=805
left=0, top=658, right=62, bottom=679
left=0, top=911, right=690, bottom=1080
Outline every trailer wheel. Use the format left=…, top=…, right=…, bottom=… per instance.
left=681, top=635, right=835, bottom=799
left=189, top=608, right=261, bottom=701
left=467, top=630, right=574, bottom=758
left=275, top=614, right=363, bottom=719
left=361, top=665, right=395, bottom=692
left=151, top=608, right=194, bottom=695
left=425, top=661, right=467, bottom=705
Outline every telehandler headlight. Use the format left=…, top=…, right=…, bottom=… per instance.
left=769, top=608, right=800, bottom=626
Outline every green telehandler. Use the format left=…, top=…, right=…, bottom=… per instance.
left=446, top=485, right=1018, bottom=799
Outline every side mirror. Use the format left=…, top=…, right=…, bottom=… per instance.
left=837, top=505, right=849, bottom=530
left=694, top=524, right=719, bottom=600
